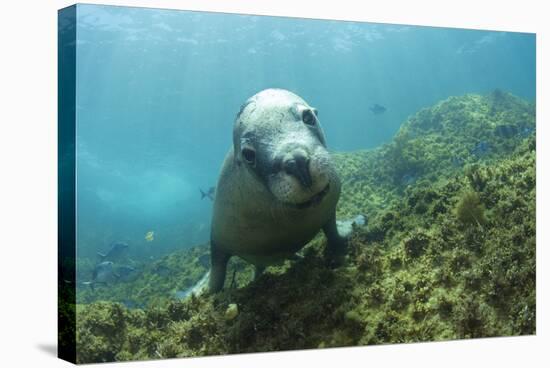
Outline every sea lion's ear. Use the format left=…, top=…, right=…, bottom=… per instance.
left=312, top=108, right=318, bottom=117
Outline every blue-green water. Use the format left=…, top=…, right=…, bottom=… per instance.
left=74, top=4, right=535, bottom=262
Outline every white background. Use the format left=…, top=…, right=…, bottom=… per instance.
left=0, top=0, right=547, bottom=367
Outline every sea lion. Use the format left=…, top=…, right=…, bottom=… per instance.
left=208, top=88, right=347, bottom=292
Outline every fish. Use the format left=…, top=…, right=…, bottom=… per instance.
left=145, top=231, right=154, bottom=242
left=97, top=241, right=129, bottom=261
left=369, top=103, right=386, bottom=115
left=200, top=186, right=216, bottom=201
left=82, top=261, right=119, bottom=291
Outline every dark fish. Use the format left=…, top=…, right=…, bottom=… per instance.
left=471, top=141, right=490, bottom=157
left=369, top=103, right=386, bottom=115
left=82, top=261, right=119, bottom=291
left=200, top=186, right=216, bottom=201
left=198, top=254, right=210, bottom=268
left=97, top=241, right=129, bottom=261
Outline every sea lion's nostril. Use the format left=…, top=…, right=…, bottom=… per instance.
left=284, top=153, right=312, bottom=188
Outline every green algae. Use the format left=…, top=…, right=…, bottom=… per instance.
left=76, top=244, right=212, bottom=307
left=74, top=91, right=536, bottom=363
left=455, top=191, right=487, bottom=228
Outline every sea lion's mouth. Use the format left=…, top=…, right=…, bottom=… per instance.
left=289, top=183, right=330, bottom=210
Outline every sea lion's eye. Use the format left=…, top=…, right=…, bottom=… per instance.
left=302, top=109, right=316, bottom=126
left=242, top=147, right=256, bottom=165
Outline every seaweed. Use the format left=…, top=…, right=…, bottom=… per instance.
left=455, top=191, right=487, bottom=228
left=74, top=91, right=536, bottom=363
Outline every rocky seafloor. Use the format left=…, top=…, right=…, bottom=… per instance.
left=65, top=90, right=536, bottom=363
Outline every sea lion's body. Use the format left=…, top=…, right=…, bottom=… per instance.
left=209, top=89, right=347, bottom=292
left=212, top=148, right=340, bottom=266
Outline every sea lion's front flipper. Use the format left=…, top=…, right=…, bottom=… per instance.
left=323, top=213, right=349, bottom=266
left=208, top=243, right=231, bottom=293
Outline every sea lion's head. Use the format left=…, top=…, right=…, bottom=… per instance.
left=233, top=89, right=339, bottom=209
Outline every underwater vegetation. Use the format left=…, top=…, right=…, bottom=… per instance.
left=58, top=257, right=77, bottom=361
left=77, top=245, right=211, bottom=307
left=74, top=91, right=535, bottom=363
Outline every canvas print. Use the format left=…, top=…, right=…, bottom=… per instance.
left=58, top=4, right=536, bottom=364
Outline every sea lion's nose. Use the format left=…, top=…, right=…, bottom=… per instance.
left=284, top=152, right=312, bottom=188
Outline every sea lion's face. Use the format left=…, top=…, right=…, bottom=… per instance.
left=233, top=89, right=337, bottom=209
